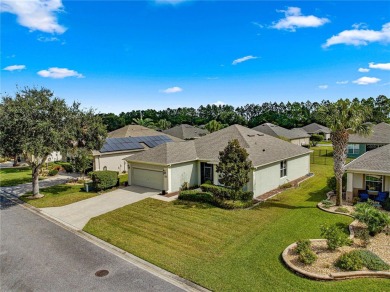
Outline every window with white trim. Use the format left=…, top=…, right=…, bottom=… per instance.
left=280, top=160, right=287, bottom=178
left=347, top=144, right=359, bottom=154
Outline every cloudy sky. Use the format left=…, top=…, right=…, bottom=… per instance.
left=1, top=0, right=389, bottom=113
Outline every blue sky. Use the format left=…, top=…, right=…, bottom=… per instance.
left=1, top=0, right=390, bottom=113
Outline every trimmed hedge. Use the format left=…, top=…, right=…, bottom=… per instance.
left=200, top=183, right=253, bottom=201
left=178, top=190, right=214, bottom=204
left=57, top=162, right=73, bottom=173
left=214, top=199, right=253, bottom=209
left=91, top=170, right=118, bottom=191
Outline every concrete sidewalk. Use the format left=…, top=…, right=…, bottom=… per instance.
left=40, top=186, right=159, bottom=230
left=0, top=172, right=79, bottom=197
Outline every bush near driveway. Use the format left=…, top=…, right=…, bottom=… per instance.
left=90, top=170, right=118, bottom=191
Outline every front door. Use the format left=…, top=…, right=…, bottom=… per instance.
left=201, top=162, right=214, bottom=184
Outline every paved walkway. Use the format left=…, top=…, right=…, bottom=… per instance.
left=40, top=186, right=159, bottom=230
left=0, top=172, right=79, bottom=197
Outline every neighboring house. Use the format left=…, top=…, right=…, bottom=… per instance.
left=124, top=125, right=311, bottom=195
left=252, top=123, right=310, bottom=146
left=347, top=122, right=390, bottom=158
left=162, top=124, right=209, bottom=140
left=345, top=143, right=390, bottom=202
left=46, top=151, right=63, bottom=163
left=300, top=123, right=331, bottom=140
left=92, top=125, right=182, bottom=173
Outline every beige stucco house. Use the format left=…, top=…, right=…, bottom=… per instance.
left=252, top=123, right=310, bottom=146
left=92, top=125, right=182, bottom=173
left=124, top=125, right=312, bottom=196
left=345, top=143, right=390, bottom=202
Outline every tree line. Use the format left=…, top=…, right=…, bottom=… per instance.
left=99, top=95, right=389, bottom=132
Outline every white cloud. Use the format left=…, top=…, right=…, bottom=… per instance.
left=0, top=0, right=66, bottom=34
left=252, top=22, right=264, bottom=29
left=318, top=85, right=328, bottom=89
left=271, top=7, right=329, bottom=32
left=336, top=80, right=349, bottom=84
left=37, top=67, right=84, bottom=79
left=160, top=86, right=183, bottom=94
left=3, top=65, right=26, bottom=71
left=352, top=77, right=381, bottom=85
left=37, top=36, right=60, bottom=42
left=213, top=101, right=226, bottom=106
left=369, top=62, right=390, bottom=70
left=323, top=22, right=390, bottom=48
left=232, top=55, right=258, bottom=65
left=358, top=68, right=370, bottom=72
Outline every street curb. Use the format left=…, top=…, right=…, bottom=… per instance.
left=0, top=192, right=210, bottom=292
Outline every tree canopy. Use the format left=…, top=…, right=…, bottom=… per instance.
left=0, top=87, right=107, bottom=197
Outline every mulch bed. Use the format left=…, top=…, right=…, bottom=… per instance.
left=255, top=174, right=313, bottom=201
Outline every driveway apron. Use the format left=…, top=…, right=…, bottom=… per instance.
left=40, top=186, right=159, bottom=230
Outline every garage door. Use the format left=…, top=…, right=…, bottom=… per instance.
left=132, top=168, right=164, bottom=190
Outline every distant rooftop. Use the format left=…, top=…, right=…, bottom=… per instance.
left=162, top=124, right=208, bottom=140
left=301, top=123, right=331, bottom=134
left=349, top=122, right=390, bottom=144
left=252, top=123, right=310, bottom=140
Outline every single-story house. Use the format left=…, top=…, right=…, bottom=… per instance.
left=252, top=123, right=310, bottom=146
left=300, top=123, right=331, bottom=140
left=162, top=124, right=209, bottom=140
left=92, top=125, right=182, bottom=173
left=124, top=125, right=312, bottom=195
left=345, top=143, right=390, bottom=202
left=347, top=122, right=390, bottom=158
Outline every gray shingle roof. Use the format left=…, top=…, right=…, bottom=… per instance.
left=345, top=144, right=390, bottom=174
left=252, top=123, right=310, bottom=140
left=301, top=123, right=331, bottom=134
left=126, top=124, right=311, bottom=167
left=107, top=125, right=182, bottom=141
left=348, top=122, right=390, bottom=144
left=162, top=124, right=209, bottom=140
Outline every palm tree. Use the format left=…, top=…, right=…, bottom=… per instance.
left=156, top=119, right=171, bottom=130
left=132, top=118, right=155, bottom=128
left=205, top=120, right=223, bottom=133
left=316, top=99, right=372, bottom=206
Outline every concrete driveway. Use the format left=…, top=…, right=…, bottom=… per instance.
left=40, top=186, right=159, bottom=230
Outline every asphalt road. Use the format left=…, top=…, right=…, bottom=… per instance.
left=0, top=195, right=184, bottom=292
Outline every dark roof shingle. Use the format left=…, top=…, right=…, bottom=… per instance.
left=349, top=122, right=390, bottom=144
left=345, top=144, right=390, bottom=174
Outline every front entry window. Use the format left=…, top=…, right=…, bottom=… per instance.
left=366, top=175, right=383, bottom=191
left=201, top=162, right=214, bottom=184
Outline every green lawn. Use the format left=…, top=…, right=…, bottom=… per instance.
left=0, top=167, right=34, bottom=187
left=21, top=184, right=98, bottom=208
left=84, top=164, right=387, bottom=291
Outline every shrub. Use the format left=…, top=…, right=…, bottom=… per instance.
left=178, top=190, right=214, bottom=204
left=298, top=249, right=317, bottom=265
left=358, top=250, right=390, bottom=271
left=237, top=190, right=254, bottom=201
left=48, top=169, right=58, bottom=176
left=336, top=251, right=364, bottom=271
left=354, top=228, right=370, bottom=246
left=295, top=239, right=311, bottom=254
left=214, top=199, right=253, bottom=209
left=57, top=162, right=73, bottom=173
left=200, top=183, right=232, bottom=200
left=280, top=182, right=293, bottom=189
left=383, top=197, right=390, bottom=211
left=320, top=224, right=352, bottom=250
left=352, top=196, right=361, bottom=205
left=91, top=170, right=118, bottom=191
left=335, top=207, right=349, bottom=214
left=180, top=182, right=189, bottom=191
left=354, top=203, right=390, bottom=235
left=321, top=199, right=334, bottom=209
left=326, top=174, right=347, bottom=192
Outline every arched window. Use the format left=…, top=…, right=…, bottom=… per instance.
left=103, top=166, right=107, bottom=171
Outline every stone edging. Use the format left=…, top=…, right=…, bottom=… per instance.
left=282, top=194, right=390, bottom=281
left=282, top=241, right=390, bottom=280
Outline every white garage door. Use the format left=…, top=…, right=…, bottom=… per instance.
left=132, top=168, right=164, bottom=190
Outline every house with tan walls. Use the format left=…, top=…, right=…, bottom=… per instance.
left=92, top=125, right=182, bottom=173
left=124, top=125, right=312, bottom=196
